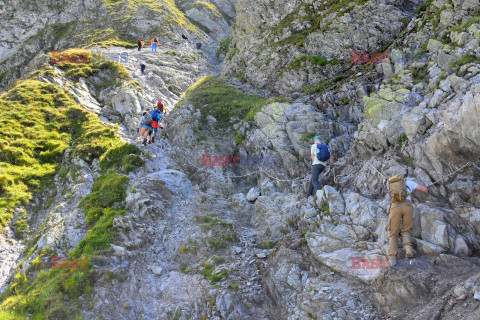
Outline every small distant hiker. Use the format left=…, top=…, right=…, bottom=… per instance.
left=195, top=42, right=202, bottom=50
left=307, top=136, right=333, bottom=197
left=140, top=62, right=146, bottom=74
left=150, top=101, right=169, bottom=142
left=138, top=111, right=154, bottom=146
left=387, top=172, right=428, bottom=266
left=181, top=34, right=189, bottom=40
left=137, top=38, right=144, bottom=51
left=151, top=37, right=159, bottom=53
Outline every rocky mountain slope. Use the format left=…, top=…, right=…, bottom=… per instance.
left=0, top=0, right=480, bottom=319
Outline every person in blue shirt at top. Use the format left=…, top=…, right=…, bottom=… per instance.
left=150, top=100, right=169, bottom=143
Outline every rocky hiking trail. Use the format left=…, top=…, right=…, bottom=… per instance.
left=96, top=39, right=222, bottom=111
left=78, top=42, right=277, bottom=319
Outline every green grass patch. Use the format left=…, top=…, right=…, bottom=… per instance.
left=181, top=76, right=268, bottom=127
left=179, top=244, right=198, bottom=254
left=194, top=1, right=222, bottom=17
left=201, top=262, right=228, bottom=283
left=52, top=49, right=129, bottom=84
left=100, top=143, right=143, bottom=173
left=195, top=215, right=233, bottom=230
left=99, top=0, right=199, bottom=33
left=301, top=132, right=316, bottom=142
left=411, top=65, right=429, bottom=84
left=208, top=233, right=235, bottom=250
left=301, top=73, right=348, bottom=95
left=217, top=37, right=232, bottom=57
left=0, top=80, right=74, bottom=226
left=12, top=211, right=29, bottom=238
left=79, top=170, right=128, bottom=226
left=90, top=39, right=138, bottom=49
left=448, top=53, right=480, bottom=76
left=452, top=16, right=480, bottom=32
left=0, top=268, right=95, bottom=320
left=416, top=0, right=433, bottom=16
left=283, top=55, right=344, bottom=73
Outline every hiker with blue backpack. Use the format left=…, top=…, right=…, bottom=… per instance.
left=307, top=136, right=333, bottom=197
left=138, top=111, right=154, bottom=146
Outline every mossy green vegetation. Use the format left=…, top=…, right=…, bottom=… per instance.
left=194, top=1, right=222, bottom=17
left=0, top=80, right=74, bottom=226
left=196, top=215, right=233, bottom=230
left=80, top=171, right=128, bottom=226
left=411, top=65, right=429, bottom=84
left=280, top=55, right=344, bottom=77
left=180, top=76, right=268, bottom=127
left=22, top=0, right=202, bottom=52
left=448, top=53, right=480, bottom=76
left=195, top=214, right=236, bottom=251
left=201, top=262, right=228, bottom=284
left=1, top=266, right=95, bottom=320
left=416, top=0, right=434, bottom=18
left=301, top=73, right=347, bottom=95
left=100, top=143, right=144, bottom=173
left=301, top=132, right=316, bottom=142
left=279, top=55, right=345, bottom=80
left=51, top=49, right=129, bottom=85
left=269, top=0, right=371, bottom=46
left=99, top=0, right=198, bottom=34
left=0, top=61, right=142, bottom=318
left=217, top=37, right=232, bottom=57
left=89, top=38, right=138, bottom=49
left=451, top=16, right=480, bottom=33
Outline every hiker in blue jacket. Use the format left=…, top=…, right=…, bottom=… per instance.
left=150, top=101, right=169, bottom=143
left=307, top=136, right=334, bottom=197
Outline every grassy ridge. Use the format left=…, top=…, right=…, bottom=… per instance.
left=181, top=76, right=268, bottom=128
left=0, top=80, right=74, bottom=226
left=0, top=53, right=143, bottom=319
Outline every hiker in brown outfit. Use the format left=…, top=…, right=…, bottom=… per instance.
left=387, top=173, right=428, bottom=266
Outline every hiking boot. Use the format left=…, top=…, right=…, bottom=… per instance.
left=151, top=136, right=155, bottom=143
left=404, top=245, right=414, bottom=258
left=148, top=140, right=152, bottom=144
left=306, top=193, right=312, bottom=198
left=142, top=138, right=147, bottom=146
left=389, top=256, right=397, bottom=267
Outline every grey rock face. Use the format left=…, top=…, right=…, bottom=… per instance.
left=223, top=0, right=419, bottom=94
left=246, top=187, right=261, bottom=202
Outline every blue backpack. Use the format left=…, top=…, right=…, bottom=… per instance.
left=316, top=143, right=331, bottom=162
